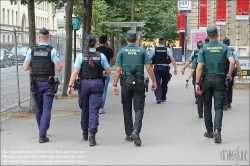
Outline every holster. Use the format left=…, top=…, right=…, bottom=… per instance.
left=73, top=78, right=81, bottom=90
left=168, top=73, right=172, bottom=81
left=102, top=76, right=107, bottom=87
left=144, top=77, right=149, bottom=92
left=225, top=76, right=230, bottom=91
left=47, top=76, right=60, bottom=94
left=30, top=74, right=37, bottom=92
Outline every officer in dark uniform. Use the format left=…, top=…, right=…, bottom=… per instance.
left=67, top=34, right=111, bottom=146
left=185, top=41, right=204, bottom=118
left=195, top=26, right=235, bottom=143
left=113, top=30, right=157, bottom=146
left=23, top=27, right=63, bottom=143
left=149, top=37, right=177, bottom=103
left=222, top=37, right=242, bottom=110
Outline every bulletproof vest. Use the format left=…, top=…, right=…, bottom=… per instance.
left=152, top=47, right=171, bottom=64
left=225, top=48, right=234, bottom=70
left=192, top=50, right=199, bottom=61
left=31, top=45, right=55, bottom=77
left=80, top=51, right=103, bottom=79
left=120, top=47, right=144, bottom=76
left=203, top=44, right=228, bottom=74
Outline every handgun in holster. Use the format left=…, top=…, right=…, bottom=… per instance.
left=73, top=78, right=81, bottom=90
left=144, top=77, right=149, bottom=92
left=168, top=73, right=172, bottom=81
left=102, top=76, right=107, bottom=87
left=48, top=76, right=60, bottom=94
left=225, top=76, right=230, bottom=91
left=30, top=74, right=37, bottom=92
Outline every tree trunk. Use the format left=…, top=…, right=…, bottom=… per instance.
left=82, top=0, right=87, bottom=50
left=27, top=0, right=36, bottom=113
left=110, top=35, right=114, bottom=51
left=62, top=0, right=74, bottom=97
left=86, top=0, right=93, bottom=34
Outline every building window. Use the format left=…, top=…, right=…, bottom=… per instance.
left=3, top=35, right=5, bottom=42
left=7, top=35, right=9, bottom=42
left=12, top=10, right=14, bottom=25
left=2, top=8, right=5, bottom=24
left=7, top=9, right=9, bottom=24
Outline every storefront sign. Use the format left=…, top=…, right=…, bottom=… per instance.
left=236, top=0, right=249, bottom=20
left=178, top=0, right=191, bottom=13
left=216, top=0, right=227, bottom=25
left=199, top=0, right=207, bottom=29
left=191, top=29, right=207, bottom=50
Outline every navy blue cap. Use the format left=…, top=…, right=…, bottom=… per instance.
left=205, top=38, right=209, bottom=42
left=86, top=33, right=96, bottom=43
left=197, top=41, right=204, bottom=49
left=126, top=30, right=137, bottom=39
left=223, top=37, right=230, bottom=43
left=39, top=27, right=49, bottom=35
left=159, top=37, right=165, bottom=41
left=206, top=26, right=218, bottom=36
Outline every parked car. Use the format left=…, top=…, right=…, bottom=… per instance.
left=10, top=45, right=29, bottom=64
left=0, top=49, right=13, bottom=68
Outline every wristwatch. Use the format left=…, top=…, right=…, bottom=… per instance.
left=186, top=79, right=189, bottom=82
left=68, top=85, right=72, bottom=88
left=183, top=68, right=186, bottom=70
left=113, top=84, right=117, bottom=87
left=195, top=83, right=199, bottom=85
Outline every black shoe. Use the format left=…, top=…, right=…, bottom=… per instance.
left=162, top=98, right=167, bottom=102
left=131, top=131, right=141, bottom=146
left=213, top=129, right=222, bottom=143
left=82, top=130, right=88, bottom=141
left=223, top=105, right=227, bottom=111
left=227, top=104, right=231, bottom=109
left=198, top=114, right=203, bottom=118
left=156, top=100, right=161, bottom=104
left=204, top=131, right=214, bottom=138
left=125, top=136, right=133, bottom=142
left=39, top=136, right=49, bottom=143
left=195, top=98, right=198, bottom=104
left=89, top=133, right=96, bottom=146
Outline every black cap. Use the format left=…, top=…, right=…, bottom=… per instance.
left=197, top=41, right=204, bottom=49
left=126, top=30, right=137, bottom=39
left=223, top=37, right=230, bottom=43
left=86, top=33, right=96, bottom=43
left=159, top=37, right=165, bottom=41
left=39, top=27, right=49, bottom=35
left=205, top=38, right=209, bottom=42
left=206, top=26, right=218, bottom=36
left=99, top=35, right=107, bottom=43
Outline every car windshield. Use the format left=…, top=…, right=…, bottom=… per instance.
left=11, top=47, right=28, bottom=54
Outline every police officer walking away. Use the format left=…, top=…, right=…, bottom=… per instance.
left=195, top=26, right=235, bottom=143
left=67, top=34, right=111, bottom=146
left=113, top=30, right=157, bottom=146
left=222, top=37, right=242, bottom=111
left=96, top=35, right=114, bottom=114
left=149, top=37, right=177, bottom=104
left=23, top=27, right=63, bottom=143
left=185, top=41, right=204, bottom=118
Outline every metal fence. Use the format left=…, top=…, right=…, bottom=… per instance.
left=0, top=29, right=81, bottom=113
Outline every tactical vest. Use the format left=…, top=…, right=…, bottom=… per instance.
left=192, top=50, right=199, bottom=61
left=31, top=45, right=55, bottom=77
left=120, top=47, right=144, bottom=76
left=203, top=43, right=228, bottom=74
left=152, top=47, right=171, bottom=64
left=80, top=51, right=103, bottom=79
left=225, top=48, right=234, bottom=70
left=192, top=57, right=198, bottom=78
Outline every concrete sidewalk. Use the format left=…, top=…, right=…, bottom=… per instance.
left=1, top=65, right=249, bottom=165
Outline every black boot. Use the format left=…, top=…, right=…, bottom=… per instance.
left=82, top=130, right=88, bottom=141
left=39, top=136, right=49, bottom=143
left=131, top=131, right=141, bottom=146
left=204, top=131, right=213, bottom=138
left=125, top=135, right=133, bottom=142
left=89, top=133, right=96, bottom=146
left=213, top=129, right=222, bottom=143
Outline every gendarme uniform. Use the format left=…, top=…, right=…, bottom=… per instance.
left=191, top=41, right=204, bottom=118
left=197, top=26, right=232, bottom=142
left=25, top=27, right=59, bottom=142
left=74, top=34, right=110, bottom=146
left=115, top=30, right=150, bottom=142
left=149, top=37, right=172, bottom=103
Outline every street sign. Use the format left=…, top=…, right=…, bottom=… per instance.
left=72, top=17, right=81, bottom=30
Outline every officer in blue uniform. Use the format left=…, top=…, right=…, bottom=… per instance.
left=195, top=26, right=235, bottom=143
left=67, top=34, right=111, bottom=146
left=222, top=37, right=242, bottom=110
left=23, top=27, right=63, bottom=143
left=185, top=41, right=204, bottom=118
left=149, top=37, right=177, bottom=103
